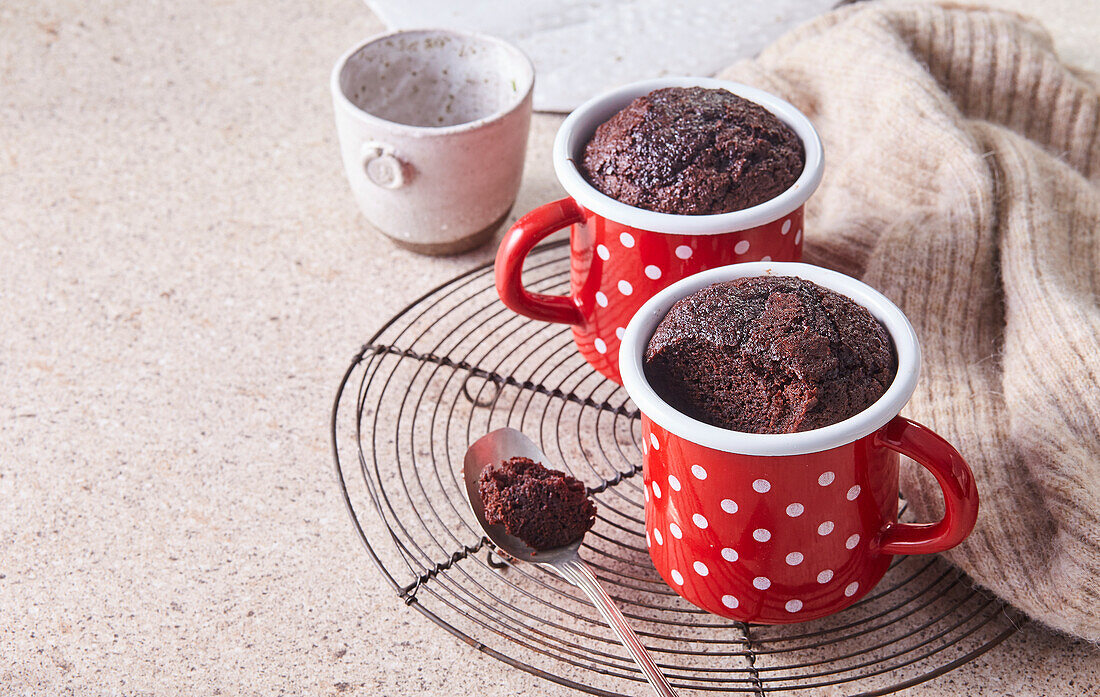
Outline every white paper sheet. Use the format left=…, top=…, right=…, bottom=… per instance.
left=363, top=0, right=837, bottom=112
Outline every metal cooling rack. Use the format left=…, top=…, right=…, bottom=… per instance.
left=330, top=239, right=1024, bottom=696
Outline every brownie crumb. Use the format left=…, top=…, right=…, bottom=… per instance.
left=478, top=457, right=597, bottom=551
left=581, top=86, right=805, bottom=215
left=644, top=276, right=896, bottom=434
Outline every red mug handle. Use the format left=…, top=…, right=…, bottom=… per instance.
left=874, top=416, right=979, bottom=555
left=495, top=198, right=586, bottom=326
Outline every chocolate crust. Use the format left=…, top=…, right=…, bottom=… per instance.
left=643, top=276, right=897, bottom=434
left=581, top=86, right=805, bottom=215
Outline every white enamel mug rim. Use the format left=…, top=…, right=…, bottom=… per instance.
left=619, top=262, right=921, bottom=456
left=552, top=77, right=824, bottom=235
left=331, top=28, right=535, bottom=137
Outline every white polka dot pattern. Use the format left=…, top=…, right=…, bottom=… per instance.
left=593, top=338, right=607, bottom=354
left=577, top=217, right=806, bottom=418
left=635, top=332, right=886, bottom=622
left=794, top=229, right=803, bottom=245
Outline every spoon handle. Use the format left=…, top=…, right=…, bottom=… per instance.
left=559, top=558, right=678, bottom=697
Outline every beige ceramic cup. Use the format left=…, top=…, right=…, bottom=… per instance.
left=331, top=30, right=535, bottom=255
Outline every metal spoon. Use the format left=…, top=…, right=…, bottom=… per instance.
left=463, top=428, right=677, bottom=697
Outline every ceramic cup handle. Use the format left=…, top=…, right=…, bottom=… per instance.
left=361, top=140, right=405, bottom=189
left=874, top=416, right=979, bottom=555
left=495, top=197, right=585, bottom=325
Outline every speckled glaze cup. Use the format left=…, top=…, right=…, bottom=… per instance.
left=332, top=30, right=534, bottom=255
left=618, top=262, right=980, bottom=624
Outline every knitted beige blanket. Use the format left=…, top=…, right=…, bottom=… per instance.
left=720, top=1, right=1100, bottom=640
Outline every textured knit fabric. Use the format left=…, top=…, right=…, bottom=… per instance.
left=720, top=1, right=1100, bottom=639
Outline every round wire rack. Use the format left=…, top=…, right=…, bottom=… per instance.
left=331, top=239, right=1024, bottom=696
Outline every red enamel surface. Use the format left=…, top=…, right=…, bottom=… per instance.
left=875, top=418, right=980, bottom=555
left=642, top=417, right=895, bottom=624
left=570, top=205, right=803, bottom=383
left=495, top=198, right=587, bottom=326
left=640, top=415, right=979, bottom=624
left=495, top=198, right=804, bottom=384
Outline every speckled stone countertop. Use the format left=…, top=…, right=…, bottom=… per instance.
left=2, top=1, right=1097, bottom=695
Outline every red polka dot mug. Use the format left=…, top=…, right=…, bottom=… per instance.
left=618, top=262, right=980, bottom=624
left=495, top=77, right=823, bottom=384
